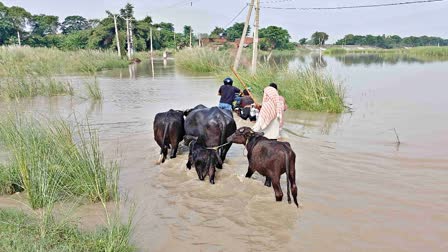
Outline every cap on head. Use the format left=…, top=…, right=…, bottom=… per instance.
left=224, top=77, right=233, bottom=85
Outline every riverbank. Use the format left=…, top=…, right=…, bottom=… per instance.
left=324, top=46, right=448, bottom=59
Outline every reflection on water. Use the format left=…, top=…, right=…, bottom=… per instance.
left=1, top=56, right=447, bottom=251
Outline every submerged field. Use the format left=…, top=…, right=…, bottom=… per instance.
left=0, top=47, right=128, bottom=99
left=176, top=48, right=346, bottom=113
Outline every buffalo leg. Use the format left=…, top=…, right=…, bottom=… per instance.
left=264, top=177, right=272, bottom=187
left=289, top=162, right=299, bottom=207
left=186, top=152, right=192, bottom=169
left=272, top=178, right=283, bottom=202
left=209, top=165, right=215, bottom=184
left=170, top=143, right=178, bottom=159
left=245, top=166, right=254, bottom=178
left=160, top=147, right=168, bottom=163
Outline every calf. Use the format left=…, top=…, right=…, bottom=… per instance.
left=153, top=109, right=185, bottom=164
left=184, top=135, right=222, bottom=184
left=227, top=127, right=299, bottom=207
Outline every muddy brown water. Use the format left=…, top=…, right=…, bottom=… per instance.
left=1, top=55, right=447, bottom=251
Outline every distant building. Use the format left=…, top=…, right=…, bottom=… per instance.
left=234, top=37, right=254, bottom=48
left=201, top=38, right=228, bottom=47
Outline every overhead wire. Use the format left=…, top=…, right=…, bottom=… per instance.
left=261, top=0, right=446, bottom=10
left=224, top=3, right=250, bottom=28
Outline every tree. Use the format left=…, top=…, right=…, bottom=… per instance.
left=299, top=38, right=307, bottom=45
left=0, top=3, right=14, bottom=45
left=258, top=26, right=291, bottom=50
left=61, top=15, right=90, bottom=34
left=6, top=6, right=31, bottom=45
left=311, top=31, right=329, bottom=45
left=30, top=14, right=59, bottom=36
left=210, top=27, right=225, bottom=38
left=120, top=3, right=134, bottom=19
left=158, top=22, right=174, bottom=32
left=225, top=22, right=250, bottom=41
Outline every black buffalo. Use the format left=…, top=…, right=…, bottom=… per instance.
left=184, top=105, right=236, bottom=168
left=153, top=109, right=185, bottom=164
left=227, top=127, right=299, bottom=207
left=185, top=135, right=222, bottom=184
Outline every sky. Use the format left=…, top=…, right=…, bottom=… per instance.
left=2, top=0, right=448, bottom=42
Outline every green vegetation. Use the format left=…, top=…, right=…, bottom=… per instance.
left=175, top=48, right=231, bottom=73
left=222, top=65, right=345, bottom=113
left=0, top=46, right=127, bottom=99
left=0, top=208, right=134, bottom=251
left=85, top=79, right=103, bottom=100
left=177, top=48, right=345, bottom=112
left=335, top=34, right=448, bottom=49
left=325, top=46, right=448, bottom=60
left=0, top=114, right=134, bottom=251
left=0, top=115, right=118, bottom=209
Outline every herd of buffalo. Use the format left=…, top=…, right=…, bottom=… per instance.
left=153, top=105, right=299, bottom=207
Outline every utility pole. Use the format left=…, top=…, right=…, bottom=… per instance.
left=150, top=26, right=153, bottom=58
left=17, top=31, right=21, bottom=46
left=112, top=15, right=121, bottom=57
left=251, top=0, right=260, bottom=74
left=189, top=28, right=192, bottom=48
left=125, top=18, right=131, bottom=59
left=129, top=19, right=135, bottom=56
left=124, top=17, right=135, bottom=59
left=234, top=1, right=254, bottom=70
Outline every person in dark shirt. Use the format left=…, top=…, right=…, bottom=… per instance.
left=218, top=77, right=241, bottom=111
left=237, top=89, right=256, bottom=121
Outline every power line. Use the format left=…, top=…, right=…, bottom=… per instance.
left=224, top=4, right=249, bottom=28
left=261, top=0, right=446, bottom=10
left=260, top=0, right=296, bottom=3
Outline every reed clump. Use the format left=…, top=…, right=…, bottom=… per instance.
left=85, top=78, right=103, bottom=101
left=0, top=115, right=118, bottom=209
left=175, top=48, right=231, bottom=73
left=218, top=64, right=346, bottom=113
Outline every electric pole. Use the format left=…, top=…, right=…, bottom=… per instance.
left=150, top=27, right=153, bottom=58
left=112, top=15, right=121, bottom=57
left=251, top=0, right=260, bottom=74
left=124, top=17, right=135, bottom=59
left=125, top=18, right=131, bottom=59
left=234, top=0, right=255, bottom=71
left=189, top=28, right=192, bottom=48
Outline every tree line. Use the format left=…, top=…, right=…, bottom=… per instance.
left=1, top=1, right=446, bottom=52
left=334, top=34, right=448, bottom=48
left=0, top=2, right=194, bottom=51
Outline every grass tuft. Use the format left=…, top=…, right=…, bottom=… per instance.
left=0, top=115, right=118, bottom=209
left=85, top=78, right=103, bottom=101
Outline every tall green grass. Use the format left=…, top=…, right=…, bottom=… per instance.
left=175, top=48, right=231, bottom=73
left=0, top=46, right=129, bottom=76
left=85, top=78, right=103, bottom=101
left=177, top=48, right=345, bottom=112
left=219, top=65, right=345, bottom=113
left=0, top=208, right=134, bottom=252
left=325, top=46, right=448, bottom=59
left=0, top=115, right=118, bottom=209
left=0, top=46, right=127, bottom=99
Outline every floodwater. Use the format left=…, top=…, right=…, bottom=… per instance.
left=1, top=54, right=448, bottom=251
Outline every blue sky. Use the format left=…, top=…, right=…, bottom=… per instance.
left=2, top=0, right=448, bottom=42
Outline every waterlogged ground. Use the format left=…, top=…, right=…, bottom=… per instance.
left=1, top=55, right=448, bottom=251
